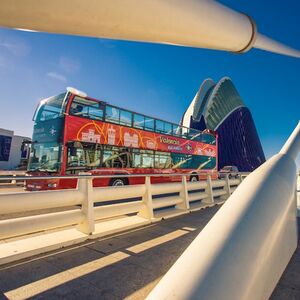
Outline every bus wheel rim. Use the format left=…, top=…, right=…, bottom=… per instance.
left=112, top=179, right=124, bottom=186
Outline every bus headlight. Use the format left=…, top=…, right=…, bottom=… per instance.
left=47, top=183, right=57, bottom=188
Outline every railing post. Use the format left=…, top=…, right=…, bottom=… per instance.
left=76, top=176, right=95, bottom=235
left=11, top=175, right=16, bottom=185
left=204, top=174, right=214, bottom=204
left=224, top=174, right=231, bottom=199
left=176, top=175, right=190, bottom=210
left=138, top=176, right=154, bottom=219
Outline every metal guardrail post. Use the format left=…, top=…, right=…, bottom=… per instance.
left=11, top=175, right=16, bottom=185
left=204, top=174, right=214, bottom=204
left=224, top=174, right=231, bottom=199
left=76, top=177, right=95, bottom=235
left=177, top=176, right=189, bottom=210
left=138, top=176, right=154, bottom=219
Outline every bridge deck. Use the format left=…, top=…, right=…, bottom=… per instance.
left=0, top=207, right=299, bottom=300
left=0, top=206, right=220, bottom=300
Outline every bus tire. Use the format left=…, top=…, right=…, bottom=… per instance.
left=109, top=178, right=128, bottom=187
left=190, top=175, right=199, bottom=182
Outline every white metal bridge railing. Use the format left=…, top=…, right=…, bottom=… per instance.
left=0, top=171, right=26, bottom=186
left=0, top=172, right=243, bottom=265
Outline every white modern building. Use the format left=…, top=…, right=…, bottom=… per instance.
left=181, top=77, right=265, bottom=172
left=0, top=128, right=30, bottom=170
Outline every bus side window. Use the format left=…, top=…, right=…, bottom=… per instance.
left=105, top=106, right=120, bottom=124
left=102, top=148, right=113, bottom=167
left=171, top=153, right=191, bottom=169
left=132, top=149, right=154, bottom=168
left=70, top=96, right=104, bottom=120
left=155, top=120, right=164, bottom=133
left=67, top=147, right=86, bottom=168
left=140, top=150, right=154, bottom=168
left=119, top=148, right=132, bottom=168
left=190, top=156, right=216, bottom=170
left=155, top=152, right=172, bottom=169
left=133, top=114, right=145, bottom=129
left=120, top=110, right=132, bottom=126
left=172, top=125, right=182, bottom=137
left=200, top=133, right=216, bottom=145
left=145, top=117, right=154, bottom=131
left=89, top=103, right=104, bottom=120
left=133, top=114, right=154, bottom=132
left=132, top=149, right=141, bottom=167
left=155, top=120, right=173, bottom=135
left=164, top=122, right=173, bottom=135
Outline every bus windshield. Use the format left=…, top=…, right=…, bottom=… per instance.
left=28, top=142, right=61, bottom=172
left=34, top=93, right=67, bottom=122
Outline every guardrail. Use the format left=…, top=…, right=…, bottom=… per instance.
left=0, top=172, right=244, bottom=264
left=0, top=171, right=26, bottom=187
left=0, top=173, right=243, bottom=239
left=147, top=122, right=300, bottom=300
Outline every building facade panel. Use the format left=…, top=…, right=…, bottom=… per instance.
left=217, top=107, right=265, bottom=171
left=181, top=77, right=265, bottom=172
left=0, top=128, right=30, bottom=170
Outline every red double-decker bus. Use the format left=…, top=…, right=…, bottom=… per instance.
left=26, top=88, right=218, bottom=190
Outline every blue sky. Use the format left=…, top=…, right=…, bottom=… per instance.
left=0, top=0, right=299, bottom=167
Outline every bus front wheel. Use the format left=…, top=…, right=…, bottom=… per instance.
left=109, top=178, right=128, bottom=187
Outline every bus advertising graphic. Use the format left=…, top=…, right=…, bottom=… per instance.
left=65, top=116, right=217, bottom=157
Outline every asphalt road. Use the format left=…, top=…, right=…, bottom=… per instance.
left=0, top=206, right=220, bottom=300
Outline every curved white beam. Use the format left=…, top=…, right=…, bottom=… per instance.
left=0, top=0, right=299, bottom=57
left=255, top=34, right=300, bottom=58
left=146, top=121, right=300, bottom=300
left=280, top=121, right=300, bottom=160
